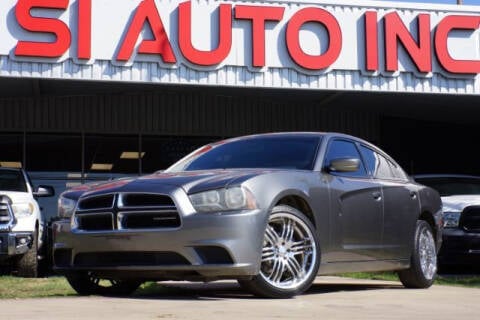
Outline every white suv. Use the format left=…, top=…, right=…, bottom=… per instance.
left=413, top=174, right=480, bottom=269
left=0, top=168, right=54, bottom=277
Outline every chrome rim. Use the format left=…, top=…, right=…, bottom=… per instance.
left=419, top=227, right=437, bottom=280
left=260, top=212, right=317, bottom=290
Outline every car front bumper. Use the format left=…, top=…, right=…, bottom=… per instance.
left=0, top=232, right=34, bottom=260
left=439, top=228, right=480, bottom=266
left=52, top=208, right=267, bottom=281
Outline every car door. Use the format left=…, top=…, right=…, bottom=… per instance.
left=324, top=139, right=384, bottom=262
left=359, top=145, right=420, bottom=260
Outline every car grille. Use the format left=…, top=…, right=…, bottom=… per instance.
left=0, top=202, right=13, bottom=229
left=75, top=193, right=180, bottom=231
left=461, top=206, right=480, bottom=232
left=77, top=194, right=114, bottom=210
left=119, top=211, right=180, bottom=229
left=0, top=205, right=11, bottom=223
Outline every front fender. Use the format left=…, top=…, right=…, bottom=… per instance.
left=242, top=171, right=329, bottom=251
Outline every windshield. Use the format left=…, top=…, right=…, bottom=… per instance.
left=0, top=170, right=27, bottom=192
left=416, top=177, right=480, bottom=197
left=166, top=135, right=321, bottom=172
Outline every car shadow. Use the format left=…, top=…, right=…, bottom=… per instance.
left=129, top=279, right=404, bottom=301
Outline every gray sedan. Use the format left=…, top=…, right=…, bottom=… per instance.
left=53, top=132, right=443, bottom=298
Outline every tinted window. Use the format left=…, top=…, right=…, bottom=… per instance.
left=415, top=177, right=480, bottom=197
left=324, top=140, right=367, bottom=177
left=387, top=160, right=408, bottom=180
left=359, top=145, right=394, bottom=179
left=168, top=136, right=320, bottom=171
left=0, top=169, right=27, bottom=192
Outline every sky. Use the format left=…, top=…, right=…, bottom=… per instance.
left=376, top=0, right=480, bottom=4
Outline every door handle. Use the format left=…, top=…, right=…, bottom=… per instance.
left=372, top=191, right=382, bottom=201
left=410, top=191, right=417, bottom=199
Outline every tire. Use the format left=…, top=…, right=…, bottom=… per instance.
left=239, top=205, right=320, bottom=298
left=66, top=271, right=142, bottom=296
left=398, top=220, right=437, bottom=288
left=16, top=229, right=39, bottom=278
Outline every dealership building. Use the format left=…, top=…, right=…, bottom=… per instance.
left=1, top=0, right=480, bottom=218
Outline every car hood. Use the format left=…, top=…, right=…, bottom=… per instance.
left=441, top=195, right=480, bottom=212
left=68, top=169, right=275, bottom=200
left=0, top=191, right=31, bottom=204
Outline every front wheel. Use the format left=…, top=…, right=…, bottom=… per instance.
left=66, top=271, right=142, bottom=296
left=398, top=220, right=437, bottom=288
left=239, top=205, right=320, bottom=298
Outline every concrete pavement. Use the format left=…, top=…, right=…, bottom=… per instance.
left=0, top=277, right=476, bottom=320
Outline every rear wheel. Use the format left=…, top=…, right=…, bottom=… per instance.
left=239, top=205, right=320, bottom=298
left=398, top=220, right=437, bottom=288
left=66, top=271, right=142, bottom=296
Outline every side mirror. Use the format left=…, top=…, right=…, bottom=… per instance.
left=33, top=185, right=55, bottom=197
left=328, top=158, right=361, bottom=173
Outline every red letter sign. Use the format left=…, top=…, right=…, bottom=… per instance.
left=15, top=0, right=71, bottom=58
left=286, top=8, right=342, bottom=70
left=435, top=15, right=480, bottom=74
left=365, top=11, right=378, bottom=72
left=178, top=1, right=232, bottom=66
left=117, top=0, right=176, bottom=63
left=77, top=0, right=91, bottom=60
left=235, top=5, right=284, bottom=67
left=384, top=12, right=431, bottom=73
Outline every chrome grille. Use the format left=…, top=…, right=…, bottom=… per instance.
left=0, top=200, right=14, bottom=231
left=461, top=206, right=480, bottom=232
left=75, top=193, right=180, bottom=231
left=0, top=205, right=10, bottom=223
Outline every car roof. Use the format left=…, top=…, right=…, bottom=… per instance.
left=212, top=131, right=372, bottom=146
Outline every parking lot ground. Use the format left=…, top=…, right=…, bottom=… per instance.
left=1, top=276, right=477, bottom=320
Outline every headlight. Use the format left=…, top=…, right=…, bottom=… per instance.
left=58, top=196, right=77, bottom=218
left=443, top=212, right=461, bottom=228
left=189, top=187, right=257, bottom=212
left=11, top=203, right=35, bottom=218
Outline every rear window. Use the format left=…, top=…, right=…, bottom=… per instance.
left=0, top=170, right=27, bottom=192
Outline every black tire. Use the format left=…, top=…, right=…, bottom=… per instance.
left=398, top=220, right=437, bottom=288
left=16, top=229, right=39, bottom=278
left=66, top=271, right=142, bottom=296
left=239, top=205, right=320, bottom=298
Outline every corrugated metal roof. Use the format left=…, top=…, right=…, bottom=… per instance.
left=0, top=57, right=477, bottom=95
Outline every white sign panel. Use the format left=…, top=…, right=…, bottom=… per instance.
left=0, top=0, right=479, bottom=94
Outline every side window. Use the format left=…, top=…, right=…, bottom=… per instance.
left=387, top=160, right=408, bottom=181
left=324, top=140, right=367, bottom=178
left=359, top=145, right=394, bottom=179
